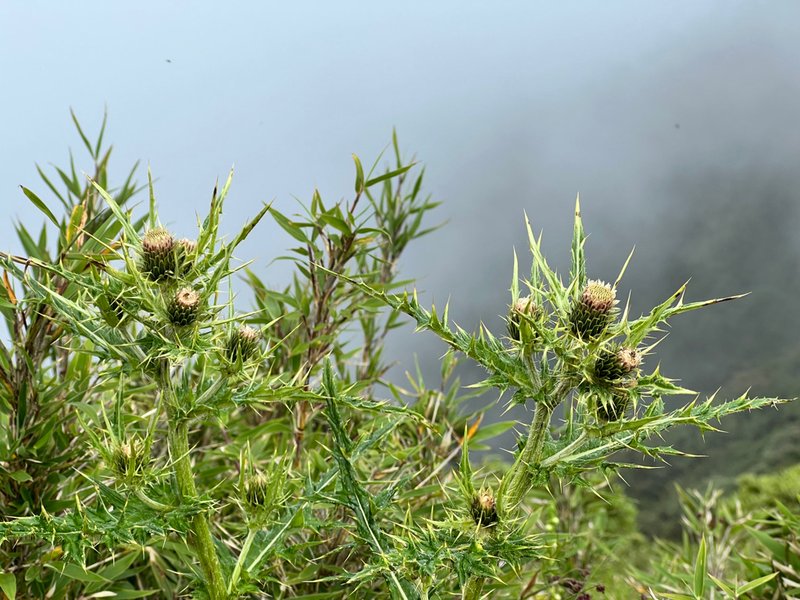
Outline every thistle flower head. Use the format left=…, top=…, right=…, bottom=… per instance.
left=569, top=280, right=617, bottom=339
left=140, top=228, right=176, bottom=281
left=177, top=238, right=197, bottom=255
left=470, top=488, right=498, bottom=527
left=240, top=457, right=290, bottom=523
left=244, top=472, right=272, bottom=507
left=226, top=324, right=261, bottom=363
left=142, top=228, right=174, bottom=254
left=176, top=238, right=198, bottom=275
left=507, top=296, right=543, bottom=341
left=594, top=346, right=641, bottom=382
left=582, top=280, right=616, bottom=312
left=111, top=435, right=148, bottom=481
left=168, top=287, right=201, bottom=326
left=512, top=296, right=536, bottom=315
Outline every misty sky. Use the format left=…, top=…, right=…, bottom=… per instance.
left=2, top=2, right=800, bottom=437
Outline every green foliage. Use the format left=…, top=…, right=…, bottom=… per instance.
left=0, top=112, right=144, bottom=599
left=0, top=115, right=794, bottom=599
left=734, top=463, right=800, bottom=513
left=641, top=465, right=800, bottom=599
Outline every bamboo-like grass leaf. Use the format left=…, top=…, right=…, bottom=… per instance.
left=21, top=186, right=60, bottom=228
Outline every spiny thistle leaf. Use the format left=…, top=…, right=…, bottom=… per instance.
left=321, top=362, right=419, bottom=600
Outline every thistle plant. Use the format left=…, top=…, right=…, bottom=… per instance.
left=337, top=197, right=787, bottom=598
left=0, top=116, right=793, bottom=599
left=0, top=124, right=446, bottom=598
left=2, top=170, right=275, bottom=597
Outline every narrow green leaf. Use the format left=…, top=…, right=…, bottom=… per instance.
left=736, top=572, right=778, bottom=594
left=89, top=179, right=139, bottom=241
left=365, top=163, right=415, bottom=188
left=747, top=527, right=787, bottom=561
left=95, top=550, right=139, bottom=582
left=708, top=574, right=734, bottom=596
left=459, top=424, right=474, bottom=498
left=392, top=127, right=401, bottom=168
left=510, top=249, right=519, bottom=300
left=46, top=562, right=109, bottom=584
left=318, top=213, right=351, bottom=235
left=693, top=535, right=707, bottom=599
left=614, top=246, right=635, bottom=289
left=668, top=292, right=748, bottom=318
left=35, top=163, right=68, bottom=209
left=353, top=154, right=365, bottom=193
left=20, top=186, right=59, bottom=227
left=148, top=166, right=157, bottom=229
left=70, top=108, right=95, bottom=158
left=94, top=108, right=108, bottom=158
left=570, top=193, right=586, bottom=292
left=270, top=208, right=309, bottom=243
left=469, top=420, right=517, bottom=443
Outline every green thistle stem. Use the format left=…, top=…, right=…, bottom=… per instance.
left=161, top=362, right=226, bottom=600
left=465, top=387, right=561, bottom=600
left=498, top=400, right=553, bottom=517
left=462, top=575, right=485, bottom=600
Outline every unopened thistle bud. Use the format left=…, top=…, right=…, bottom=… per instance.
left=507, top=296, right=542, bottom=341
left=596, top=392, right=630, bottom=422
left=140, top=228, right=176, bottom=281
left=226, top=325, right=261, bottom=363
left=470, top=488, right=498, bottom=527
left=176, top=238, right=198, bottom=275
left=594, top=346, right=641, bottom=382
left=111, top=436, right=148, bottom=481
left=244, top=472, right=271, bottom=507
left=569, top=280, right=617, bottom=339
left=168, top=288, right=201, bottom=326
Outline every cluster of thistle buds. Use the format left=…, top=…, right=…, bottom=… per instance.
left=470, top=488, right=498, bottom=527
left=140, top=228, right=197, bottom=282
left=138, top=227, right=206, bottom=328
left=566, top=280, right=644, bottom=421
